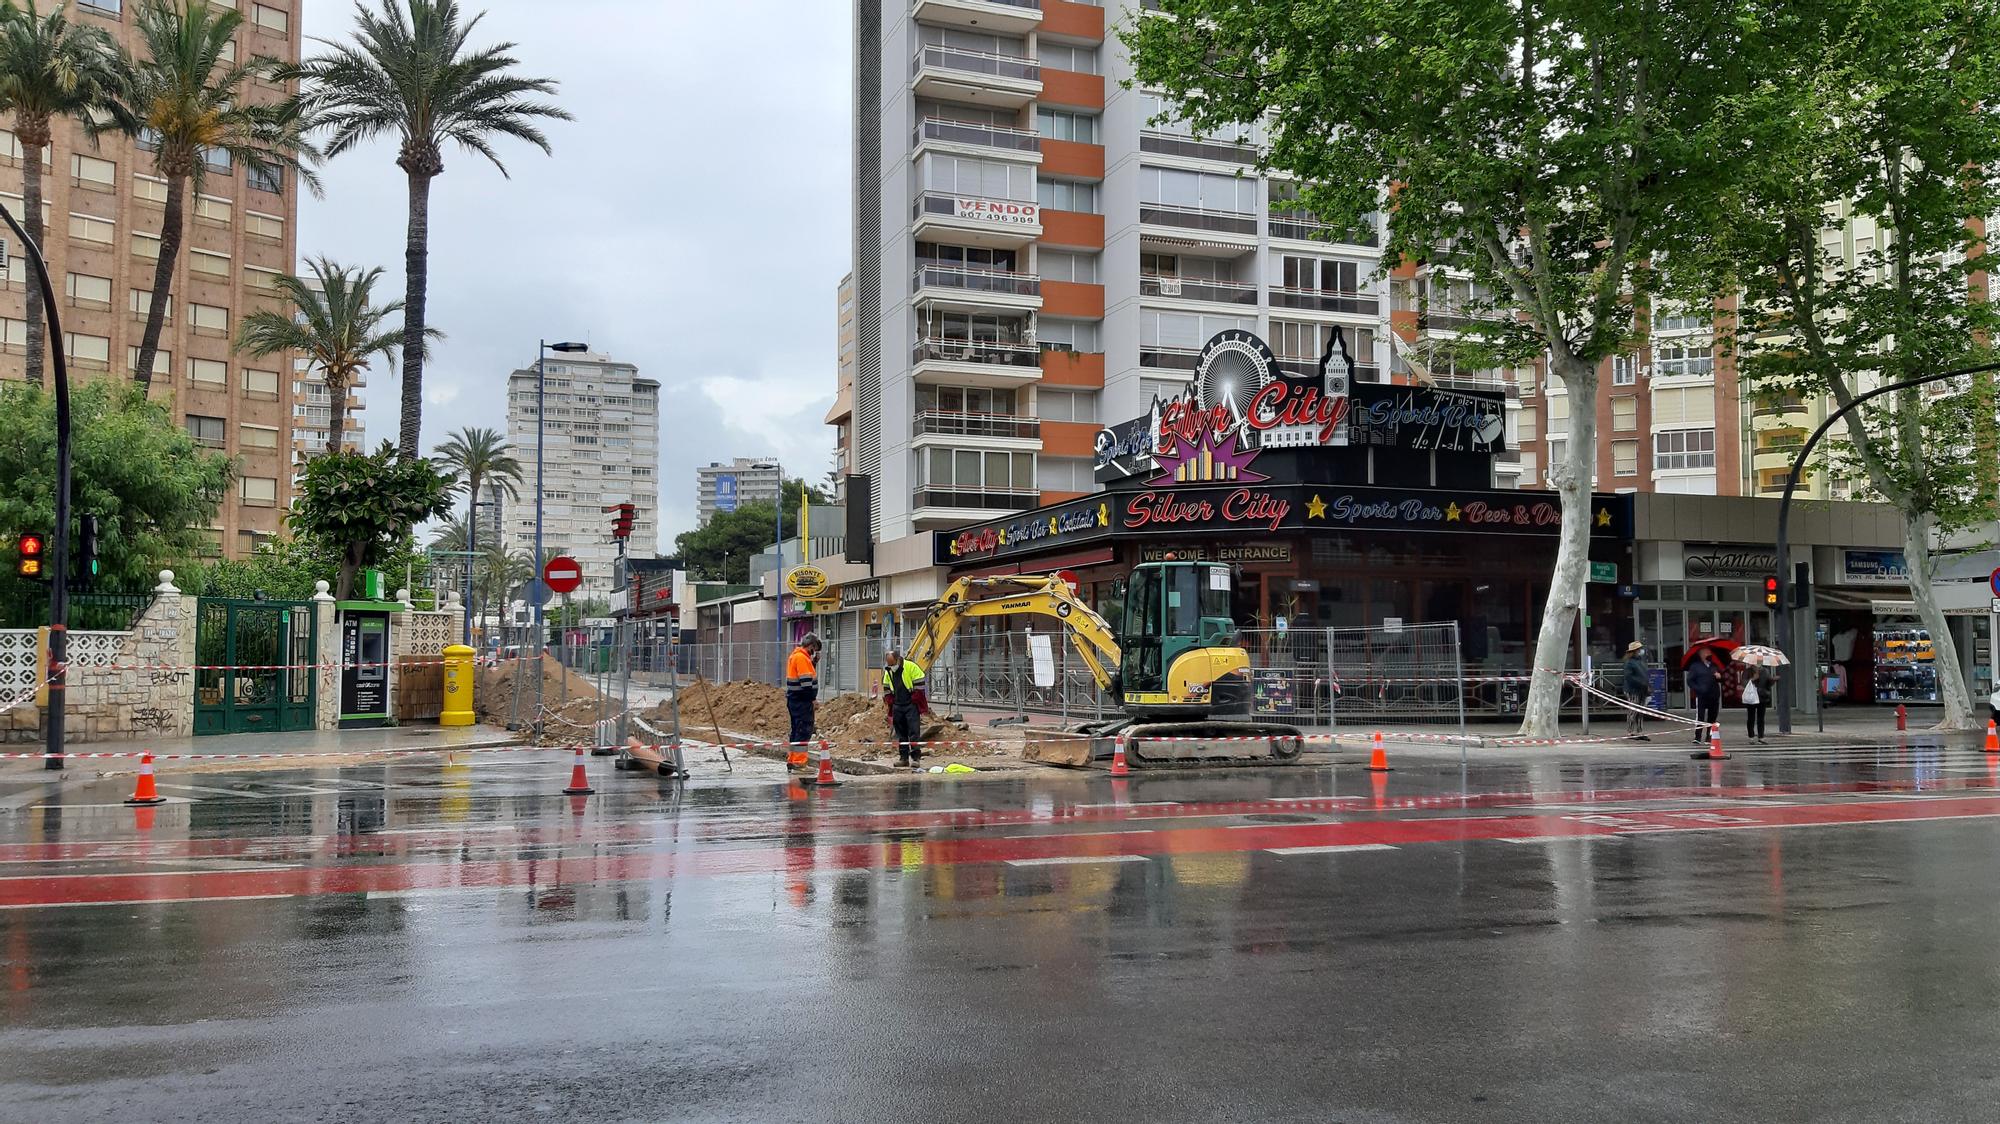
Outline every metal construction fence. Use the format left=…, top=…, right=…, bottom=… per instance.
left=1236, top=623, right=1466, bottom=730
left=924, top=626, right=1113, bottom=723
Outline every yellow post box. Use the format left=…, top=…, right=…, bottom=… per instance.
left=441, top=644, right=476, bottom=727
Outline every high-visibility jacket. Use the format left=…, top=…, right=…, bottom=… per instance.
left=883, top=659, right=925, bottom=706
left=785, top=646, right=818, bottom=697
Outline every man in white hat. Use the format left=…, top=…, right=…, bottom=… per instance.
left=1621, top=641, right=1651, bottom=740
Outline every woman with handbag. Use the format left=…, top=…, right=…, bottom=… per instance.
left=1742, top=665, right=1770, bottom=745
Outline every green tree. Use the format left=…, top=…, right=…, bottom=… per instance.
left=294, top=0, right=569, bottom=459
left=674, top=478, right=827, bottom=582
left=107, top=0, right=316, bottom=389
left=188, top=534, right=338, bottom=600
left=0, top=381, right=229, bottom=617
left=432, top=425, right=521, bottom=623
left=1126, top=0, right=1749, bottom=735
left=290, top=443, right=453, bottom=598
left=1699, top=0, right=2000, bottom=729
left=0, top=0, right=121, bottom=387
left=237, top=257, right=409, bottom=455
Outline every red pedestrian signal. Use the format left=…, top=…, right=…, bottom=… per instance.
left=607, top=502, right=636, bottom=540
left=16, top=532, right=43, bottom=578
left=1763, top=575, right=1780, bottom=607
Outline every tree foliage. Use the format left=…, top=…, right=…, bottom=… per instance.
left=1126, top=0, right=1751, bottom=734
left=290, top=443, right=453, bottom=598
left=238, top=257, right=410, bottom=454
left=0, top=381, right=228, bottom=614
left=674, top=478, right=827, bottom=583
left=1697, top=0, right=2000, bottom=728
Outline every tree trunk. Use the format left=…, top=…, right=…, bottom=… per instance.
left=134, top=172, right=187, bottom=389
left=1899, top=512, right=1977, bottom=730
left=21, top=140, right=46, bottom=389
left=325, top=371, right=347, bottom=455
left=399, top=171, right=433, bottom=459
left=1520, top=350, right=1601, bottom=737
left=338, top=540, right=366, bottom=601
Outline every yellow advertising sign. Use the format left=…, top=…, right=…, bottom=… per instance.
left=785, top=565, right=830, bottom=599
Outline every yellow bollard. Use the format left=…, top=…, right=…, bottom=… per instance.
left=440, top=644, right=476, bottom=727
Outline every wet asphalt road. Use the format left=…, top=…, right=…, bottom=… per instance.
left=5, top=739, right=2000, bottom=1122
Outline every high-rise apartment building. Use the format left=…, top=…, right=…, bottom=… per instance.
left=503, top=351, right=660, bottom=595
left=694, top=457, right=782, bottom=526
left=850, top=0, right=1391, bottom=540
left=0, top=0, right=303, bottom=559
left=827, top=272, right=856, bottom=501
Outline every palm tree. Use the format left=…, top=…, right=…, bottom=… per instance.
left=294, top=0, right=569, bottom=459
left=433, top=425, right=521, bottom=638
left=107, top=0, right=318, bottom=389
left=0, top=1, right=121, bottom=386
left=237, top=257, right=406, bottom=455
left=473, top=543, right=530, bottom=638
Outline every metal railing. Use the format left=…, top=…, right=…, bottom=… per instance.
left=1268, top=212, right=1380, bottom=246
left=1140, top=274, right=1257, bottom=305
left=927, top=626, right=1110, bottom=722
left=916, top=116, right=1041, bottom=153
left=1239, top=623, right=1466, bottom=731
left=914, top=44, right=1040, bottom=83
left=914, top=263, right=1042, bottom=298
left=1138, top=131, right=1258, bottom=164
left=911, top=487, right=1041, bottom=511
left=912, top=337, right=1042, bottom=368
left=1268, top=286, right=1379, bottom=315
left=1138, top=201, right=1257, bottom=235
left=1139, top=344, right=1202, bottom=370
left=914, top=410, right=1042, bottom=440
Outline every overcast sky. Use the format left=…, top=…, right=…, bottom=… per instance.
left=298, top=1, right=853, bottom=552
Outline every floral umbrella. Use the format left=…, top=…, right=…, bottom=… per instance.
left=1731, top=644, right=1791, bottom=668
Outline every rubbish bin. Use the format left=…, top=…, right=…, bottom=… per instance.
left=441, top=643, right=476, bottom=727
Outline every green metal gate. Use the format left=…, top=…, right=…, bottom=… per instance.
left=194, top=599, right=317, bottom=736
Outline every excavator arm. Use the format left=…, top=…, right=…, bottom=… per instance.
left=905, top=576, right=1121, bottom=694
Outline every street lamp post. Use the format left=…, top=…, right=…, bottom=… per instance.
left=1773, top=360, right=2000, bottom=734
left=532, top=340, right=590, bottom=730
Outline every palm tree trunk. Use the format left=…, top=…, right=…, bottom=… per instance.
left=20, top=141, right=46, bottom=389
left=325, top=372, right=348, bottom=454
left=399, top=171, right=434, bottom=460
left=134, top=172, right=187, bottom=389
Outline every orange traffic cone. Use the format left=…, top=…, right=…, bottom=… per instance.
left=805, top=743, right=841, bottom=787
left=562, top=745, right=595, bottom=795
left=1366, top=732, right=1391, bottom=772
left=1984, top=720, right=1998, bottom=755
left=1109, top=735, right=1132, bottom=777
left=1708, top=723, right=1730, bottom=760
left=124, top=753, right=166, bottom=806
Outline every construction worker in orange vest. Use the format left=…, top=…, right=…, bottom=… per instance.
left=784, top=634, right=822, bottom=769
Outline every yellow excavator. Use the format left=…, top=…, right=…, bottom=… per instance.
left=905, top=560, right=1303, bottom=768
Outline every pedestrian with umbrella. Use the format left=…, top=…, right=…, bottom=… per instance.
left=1733, top=645, right=1789, bottom=745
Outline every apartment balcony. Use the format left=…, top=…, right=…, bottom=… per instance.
left=1752, top=401, right=1808, bottom=419
left=1139, top=130, right=1258, bottom=165
left=1138, top=202, right=1257, bottom=254
left=915, top=116, right=1042, bottom=161
left=1268, top=210, right=1380, bottom=247
left=912, top=263, right=1043, bottom=313
left=912, top=44, right=1041, bottom=108
left=1276, top=357, right=1382, bottom=382
left=912, top=337, right=1044, bottom=388
left=1268, top=286, right=1380, bottom=316
left=1415, top=310, right=1508, bottom=334
left=912, top=410, right=1043, bottom=450
left=1139, top=344, right=1202, bottom=372
left=1140, top=274, right=1257, bottom=306
left=913, top=0, right=1040, bottom=36
left=911, top=487, right=1042, bottom=526
left=912, top=189, right=1042, bottom=248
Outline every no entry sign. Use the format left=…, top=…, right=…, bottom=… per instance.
left=543, top=555, right=583, bottom=595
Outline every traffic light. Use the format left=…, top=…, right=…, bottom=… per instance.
left=1763, top=574, right=1781, bottom=608
left=608, top=502, right=635, bottom=540
left=15, top=532, right=43, bottom=578
left=76, top=514, right=98, bottom=591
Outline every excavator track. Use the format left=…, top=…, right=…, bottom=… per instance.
left=1027, top=719, right=1304, bottom=769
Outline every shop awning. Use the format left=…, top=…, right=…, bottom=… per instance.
left=954, top=546, right=1115, bottom=580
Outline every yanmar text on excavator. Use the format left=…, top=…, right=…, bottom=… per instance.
left=905, top=559, right=1304, bottom=769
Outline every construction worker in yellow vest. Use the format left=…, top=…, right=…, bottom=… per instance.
left=882, top=648, right=929, bottom=768
left=784, top=634, right=822, bottom=769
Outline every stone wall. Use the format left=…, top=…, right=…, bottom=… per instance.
left=1, top=572, right=196, bottom=743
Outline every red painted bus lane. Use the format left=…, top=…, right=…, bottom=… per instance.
left=9, top=793, right=2000, bottom=909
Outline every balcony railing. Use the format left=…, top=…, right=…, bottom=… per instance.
left=1268, top=212, right=1380, bottom=246
left=1140, top=345, right=1202, bottom=371
left=913, top=337, right=1042, bottom=368
left=914, top=264, right=1042, bottom=298
left=914, top=410, right=1042, bottom=440
left=1139, top=130, right=1257, bottom=164
left=1138, top=202, right=1256, bottom=236
left=916, top=116, right=1041, bottom=153
left=914, top=44, right=1039, bottom=83
left=1141, top=274, right=1257, bottom=305
left=912, top=190, right=1041, bottom=229
left=912, top=487, right=1041, bottom=511
left=1268, top=286, right=1379, bottom=315
left=1277, top=357, right=1382, bottom=382
left=1417, top=310, right=1507, bottom=332
left=1753, top=402, right=1806, bottom=417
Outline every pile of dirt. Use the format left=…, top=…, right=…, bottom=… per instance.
left=476, top=655, right=603, bottom=727
left=645, top=679, right=994, bottom=757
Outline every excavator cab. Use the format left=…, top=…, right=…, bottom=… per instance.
left=1116, top=560, right=1252, bottom=717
